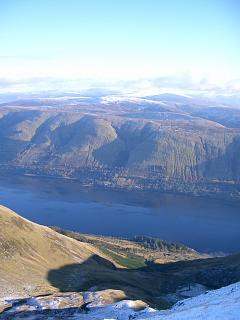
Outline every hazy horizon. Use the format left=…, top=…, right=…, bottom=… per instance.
left=0, top=0, right=239, bottom=94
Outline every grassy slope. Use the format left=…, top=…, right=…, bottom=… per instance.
left=1, top=205, right=240, bottom=309
left=52, top=227, right=204, bottom=269
left=0, top=205, right=110, bottom=298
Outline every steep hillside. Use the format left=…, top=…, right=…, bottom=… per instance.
left=52, top=228, right=202, bottom=267
left=0, top=106, right=240, bottom=199
left=0, top=205, right=202, bottom=307
left=1, top=206, right=240, bottom=312
left=0, top=205, right=110, bottom=298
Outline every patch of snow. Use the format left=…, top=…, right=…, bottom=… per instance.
left=2, top=282, right=240, bottom=319
left=72, top=282, right=240, bottom=319
left=165, top=283, right=208, bottom=305
left=138, top=282, right=240, bottom=320
left=177, top=283, right=208, bottom=298
left=101, top=95, right=168, bottom=106
left=36, top=96, right=91, bottom=100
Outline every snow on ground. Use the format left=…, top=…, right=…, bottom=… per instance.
left=141, top=282, right=240, bottom=319
left=36, top=96, right=91, bottom=100
left=73, top=282, right=240, bottom=319
left=1, top=282, right=240, bottom=319
left=101, top=95, right=168, bottom=105
left=164, top=283, right=208, bottom=304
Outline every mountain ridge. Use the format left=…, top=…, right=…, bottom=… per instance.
left=0, top=99, right=240, bottom=199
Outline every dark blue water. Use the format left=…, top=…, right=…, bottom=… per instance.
left=0, top=175, right=239, bottom=254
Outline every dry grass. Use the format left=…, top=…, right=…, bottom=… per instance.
left=1, top=205, right=240, bottom=310
left=0, top=205, right=110, bottom=299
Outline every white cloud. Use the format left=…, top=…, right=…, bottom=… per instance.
left=0, top=56, right=239, bottom=95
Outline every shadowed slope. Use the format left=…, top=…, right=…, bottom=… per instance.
left=1, top=205, right=240, bottom=310
left=0, top=205, right=109, bottom=298
left=46, top=253, right=240, bottom=308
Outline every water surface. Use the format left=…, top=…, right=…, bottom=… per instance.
left=0, top=175, right=239, bottom=254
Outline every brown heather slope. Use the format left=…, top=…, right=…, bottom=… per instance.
left=1, top=205, right=240, bottom=309
left=0, top=205, right=111, bottom=298
left=0, top=205, right=202, bottom=309
left=0, top=205, right=201, bottom=298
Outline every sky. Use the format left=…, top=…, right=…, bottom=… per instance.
left=0, top=0, right=239, bottom=92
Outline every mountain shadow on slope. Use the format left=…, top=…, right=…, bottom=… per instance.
left=47, top=254, right=240, bottom=309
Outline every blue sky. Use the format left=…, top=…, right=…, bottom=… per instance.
left=0, top=0, right=239, bottom=90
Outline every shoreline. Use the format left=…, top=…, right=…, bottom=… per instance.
left=0, top=169, right=239, bottom=203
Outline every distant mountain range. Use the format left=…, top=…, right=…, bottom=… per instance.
left=0, top=91, right=239, bottom=199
